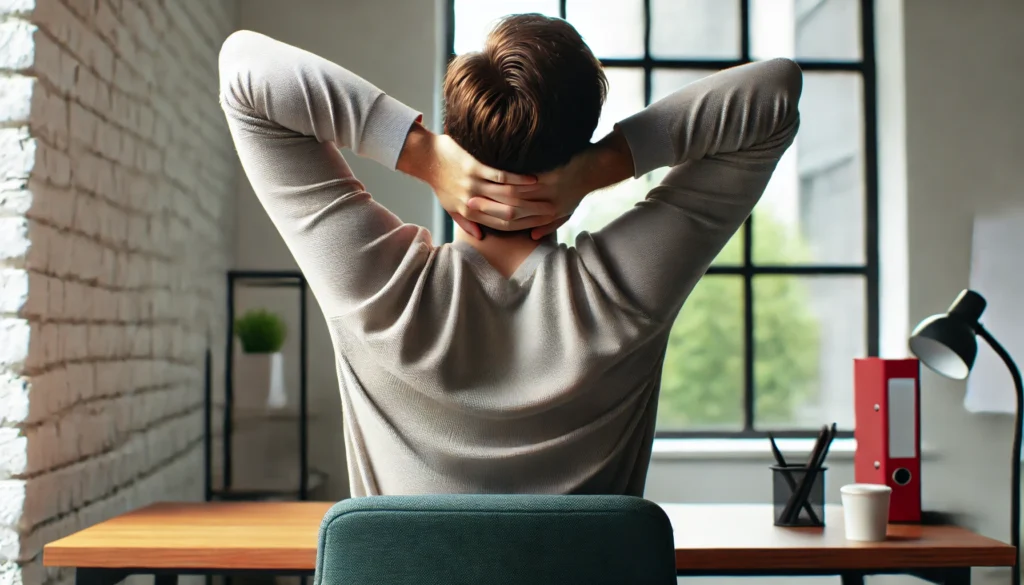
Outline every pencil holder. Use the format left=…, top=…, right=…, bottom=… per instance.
left=771, top=465, right=827, bottom=527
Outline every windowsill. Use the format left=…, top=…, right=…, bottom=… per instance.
left=651, top=437, right=938, bottom=462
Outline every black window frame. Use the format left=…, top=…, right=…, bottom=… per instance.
left=443, top=0, right=878, bottom=440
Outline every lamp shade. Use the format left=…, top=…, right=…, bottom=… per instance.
left=907, top=289, right=987, bottom=380
left=908, top=315, right=977, bottom=379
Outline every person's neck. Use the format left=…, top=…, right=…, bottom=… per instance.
left=454, top=227, right=547, bottom=279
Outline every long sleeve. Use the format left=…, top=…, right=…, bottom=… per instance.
left=583, top=58, right=803, bottom=323
left=218, top=30, right=427, bottom=319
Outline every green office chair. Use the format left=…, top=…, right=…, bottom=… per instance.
left=313, top=494, right=677, bottom=585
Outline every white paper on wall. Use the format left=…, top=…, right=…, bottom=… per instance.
left=964, top=207, right=1024, bottom=414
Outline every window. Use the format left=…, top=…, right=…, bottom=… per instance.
left=445, top=0, right=878, bottom=438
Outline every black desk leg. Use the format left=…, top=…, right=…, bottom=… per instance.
left=939, top=567, right=971, bottom=585
left=75, top=569, right=129, bottom=585
left=840, top=572, right=864, bottom=585
left=75, top=569, right=180, bottom=585
left=911, top=567, right=972, bottom=585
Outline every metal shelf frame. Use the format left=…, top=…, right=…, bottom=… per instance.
left=203, top=270, right=311, bottom=502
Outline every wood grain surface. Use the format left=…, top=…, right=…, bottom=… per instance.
left=665, top=504, right=1014, bottom=571
left=44, top=502, right=331, bottom=570
left=42, top=502, right=1015, bottom=571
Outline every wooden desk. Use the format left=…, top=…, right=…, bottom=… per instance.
left=45, top=502, right=1013, bottom=585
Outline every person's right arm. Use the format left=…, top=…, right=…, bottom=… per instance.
left=529, top=58, right=802, bottom=323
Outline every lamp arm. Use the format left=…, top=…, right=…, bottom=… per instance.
left=977, top=324, right=1023, bottom=585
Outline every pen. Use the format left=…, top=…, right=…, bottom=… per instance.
left=768, top=432, right=789, bottom=468
left=781, top=424, right=830, bottom=524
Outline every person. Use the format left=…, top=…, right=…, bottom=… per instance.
left=218, top=14, right=802, bottom=497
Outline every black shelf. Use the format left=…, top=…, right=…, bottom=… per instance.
left=203, top=269, right=314, bottom=502
left=208, top=469, right=328, bottom=502
left=209, top=490, right=301, bottom=502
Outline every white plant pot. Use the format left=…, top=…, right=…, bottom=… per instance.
left=234, top=351, right=287, bottom=410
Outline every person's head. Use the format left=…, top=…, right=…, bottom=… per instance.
left=443, top=13, right=608, bottom=177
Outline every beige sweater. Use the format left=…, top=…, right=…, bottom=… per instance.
left=218, top=31, right=802, bottom=497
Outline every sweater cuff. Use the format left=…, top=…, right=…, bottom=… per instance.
left=615, top=112, right=674, bottom=179
left=359, top=93, right=422, bottom=170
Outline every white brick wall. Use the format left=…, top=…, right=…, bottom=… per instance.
left=0, top=1, right=239, bottom=584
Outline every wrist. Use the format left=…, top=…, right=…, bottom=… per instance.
left=396, top=121, right=437, bottom=185
left=587, top=128, right=635, bottom=192
left=597, top=128, right=635, bottom=185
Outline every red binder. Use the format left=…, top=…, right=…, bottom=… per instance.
left=853, top=358, right=922, bottom=523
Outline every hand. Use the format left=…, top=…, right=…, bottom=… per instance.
left=465, top=147, right=594, bottom=240
left=430, top=135, right=560, bottom=238
left=467, top=129, right=635, bottom=240
left=397, top=123, right=557, bottom=239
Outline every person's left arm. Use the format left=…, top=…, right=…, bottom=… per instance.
left=218, top=31, right=549, bottom=317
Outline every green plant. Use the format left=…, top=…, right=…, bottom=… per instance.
left=234, top=309, right=287, bottom=353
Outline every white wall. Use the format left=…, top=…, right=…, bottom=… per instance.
left=902, top=0, right=1024, bottom=582
left=233, top=0, right=443, bottom=500
left=229, top=0, right=1024, bottom=583
left=0, top=1, right=239, bottom=585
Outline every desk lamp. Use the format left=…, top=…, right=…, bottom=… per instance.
left=908, top=289, right=1022, bottom=584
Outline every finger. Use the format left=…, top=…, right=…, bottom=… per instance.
left=451, top=213, right=482, bottom=240
left=464, top=209, right=555, bottom=232
left=466, top=197, right=517, bottom=221
left=531, top=216, right=571, bottom=240
left=466, top=196, right=556, bottom=221
left=477, top=165, right=536, bottom=185
left=472, top=181, right=545, bottom=206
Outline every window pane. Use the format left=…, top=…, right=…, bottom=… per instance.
left=557, top=177, right=642, bottom=243
left=650, top=0, right=741, bottom=59
left=650, top=69, right=714, bottom=102
left=657, top=276, right=744, bottom=431
left=592, top=67, right=644, bottom=142
left=753, top=72, right=864, bottom=265
left=753, top=275, right=864, bottom=430
left=453, top=0, right=560, bottom=55
left=750, top=0, right=862, bottom=61
left=557, top=68, right=644, bottom=243
left=566, top=0, right=644, bottom=59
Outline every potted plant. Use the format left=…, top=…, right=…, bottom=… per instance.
left=234, top=308, right=288, bottom=410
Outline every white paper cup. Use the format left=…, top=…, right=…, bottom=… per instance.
left=840, top=483, right=892, bottom=542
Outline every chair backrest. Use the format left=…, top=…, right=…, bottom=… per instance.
left=313, top=494, right=677, bottom=585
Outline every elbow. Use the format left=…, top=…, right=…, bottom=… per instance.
left=766, top=57, right=804, bottom=105
left=759, top=58, right=803, bottom=129
left=218, top=30, right=262, bottom=105
left=219, top=30, right=260, bottom=73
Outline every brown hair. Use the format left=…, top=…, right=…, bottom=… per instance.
left=443, top=13, right=608, bottom=176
